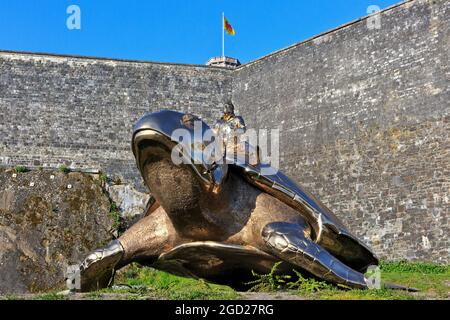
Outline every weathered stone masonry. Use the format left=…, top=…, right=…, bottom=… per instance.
left=0, top=55, right=233, bottom=189
left=0, top=0, right=448, bottom=262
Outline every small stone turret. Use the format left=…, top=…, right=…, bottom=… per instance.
left=206, top=56, right=241, bottom=69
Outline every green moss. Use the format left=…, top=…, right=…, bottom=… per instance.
left=99, top=173, right=108, bottom=184
left=14, top=165, right=28, bottom=173
left=109, top=202, right=122, bottom=232
left=58, top=165, right=70, bottom=173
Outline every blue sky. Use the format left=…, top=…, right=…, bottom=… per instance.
left=0, top=0, right=401, bottom=65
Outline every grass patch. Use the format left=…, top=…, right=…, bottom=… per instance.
left=306, top=287, right=418, bottom=300
left=380, top=260, right=449, bottom=273
left=110, top=263, right=238, bottom=300
left=382, top=271, right=449, bottom=299
left=246, top=262, right=292, bottom=292
left=7, top=261, right=444, bottom=300
left=85, top=292, right=104, bottom=300
left=100, top=261, right=448, bottom=300
left=0, top=294, right=23, bottom=300
left=246, top=262, right=335, bottom=293
left=287, top=270, right=336, bottom=293
left=32, top=292, right=67, bottom=300
left=246, top=261, right=449, bottom=300
left=305, top=269, right=449, bottom=300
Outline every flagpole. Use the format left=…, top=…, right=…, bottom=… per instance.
left=222, top=12, right=225, bottom=58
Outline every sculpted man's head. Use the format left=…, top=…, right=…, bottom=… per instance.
left=223, top=101, right=235, bottom=120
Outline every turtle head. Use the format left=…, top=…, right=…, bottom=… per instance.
left=132, top=110, right=228, bottom=217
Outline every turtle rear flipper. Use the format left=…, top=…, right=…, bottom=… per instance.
left=262, top=222, right=368, bottom=289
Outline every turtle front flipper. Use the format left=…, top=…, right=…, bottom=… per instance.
left=77, top=240, right=124, bottom=292
left=262, top=222, right=369, bottom=289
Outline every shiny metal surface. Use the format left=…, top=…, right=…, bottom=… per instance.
left=77, top=109, right=381, bottom=292
left=232, top=161, right=378, bottom=271
left=262, top=222, right=367, bottom=288
left=77, top=240, right=124, bottom=292
left=132, top=110, right=228, bottom=192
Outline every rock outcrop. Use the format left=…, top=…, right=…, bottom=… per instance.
left=0, top=169, right=115, bottom=294
left=106, top=183, right=150, bottom=229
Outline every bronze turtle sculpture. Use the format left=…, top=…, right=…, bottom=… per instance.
left=76, top=109, right=384, bottom=292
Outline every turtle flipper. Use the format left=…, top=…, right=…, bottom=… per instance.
left=262, top=222, right=368, bottom=289
left=75, top=240, right=124, bottom=292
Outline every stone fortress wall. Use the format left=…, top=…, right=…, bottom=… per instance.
left=0, top=54, right=232, bottom=188
left=0, top=0, right=448, bottom=262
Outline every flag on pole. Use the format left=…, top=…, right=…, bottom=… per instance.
left=223, top=16, right=235, bottom=36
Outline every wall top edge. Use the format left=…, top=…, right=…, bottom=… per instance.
left=0, top=49, right=233, bottom=72
left=235, top=0, right=419, bottom=70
